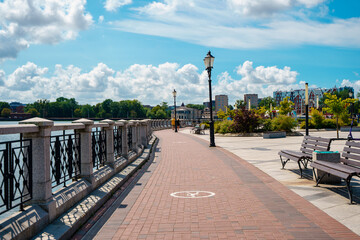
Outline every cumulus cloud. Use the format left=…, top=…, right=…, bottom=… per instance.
left=6, top=62, right=48, bottom=91
left=0, top=0, right=93, bottom=60
left=112, top=0, right=360, bottom=49
left=104, top=0, right=132, bottom=12
left=0, top=61, right=304, bottom=105
left=215, top=62, right=300, bottom=104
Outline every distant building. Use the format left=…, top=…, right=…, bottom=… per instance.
left=171, top=104, right=202, bottom=120
left=244, top=94, right=258, bottom=110
left=215, top=95, right=228, bottom=113
left=273, top=86, right=354, bottom=115
left=203, top=101, right=215, bottom=109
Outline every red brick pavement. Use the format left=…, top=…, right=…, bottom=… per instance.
left=93, top=130, right=359, bottom=240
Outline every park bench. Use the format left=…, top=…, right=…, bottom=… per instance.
left=311, top=140, right=360, bottom=203
left=278, top=136, right=332, bottom=178
left=191, top=124, right=205, bottom=134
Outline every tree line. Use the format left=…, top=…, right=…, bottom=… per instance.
left=0, top=98, right=172, bottom=119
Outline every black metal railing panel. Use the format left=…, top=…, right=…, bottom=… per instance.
left=113, top=126, right=122, bottom=158
left=50, top=131, right=81, bottom=188
left=92, top=128, right=107, bottom=169
left=127, top=126, right=132, bottom=150
left=0, top=139, right=32, bottom=215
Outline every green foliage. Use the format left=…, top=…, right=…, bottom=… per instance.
left=272, top=115, right=297, bottom=132
left=200, top=122, right=210, bottom=129
left=256, top=106, right=267, bottom=117
left=261, top=119, right=273, bottom=131
left=311, top=108, right=324, bottom=129
left=217, top=109, right=226, bottom=119
left=234, top=99, right=246, bottom=109
left=258, top=97, right=276, bottom=109
left=323, top=92, right=356, bottom=137
left=232, top=109, right=261, bottom=133
left=186, top=104, right=205, bottom=110
left=0, top=102, right=10, bottom=113
left=26, top=108, right=40, bottom=117
left=323, top=119, right=337, bottom=128
left=1, top=108, right=11, bottom=117
left=214, top=120, right=234, bottom=134
left=278, top=96, right=294, bottom=115
left=147, top=102, right=170, bottom=119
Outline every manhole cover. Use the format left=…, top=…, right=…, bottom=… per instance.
left=170, top=191, right=215, bottom=198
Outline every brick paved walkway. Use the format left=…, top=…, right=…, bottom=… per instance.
left=91, top=130, right=359, bottom=239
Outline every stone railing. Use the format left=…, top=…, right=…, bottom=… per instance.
left=0, top=118, right=153, bottom=220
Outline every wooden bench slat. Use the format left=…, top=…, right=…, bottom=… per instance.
left=279, top=151, right=308, bottom=160
left=312, top=160, right=358, bottom=174
left=311, top=162, right=350, bottom=179
left=305, top=136, right=331, bottom=143
left=303, top=140, right=330, bottom=147
left=346, top=141, right=360, bottom=148
left=340, top=157, right=360, bottom=168
left=343, top=146, right=360, bottom=155
left=300, top=145, right=328, bottom=152
left=342, top=152, right=360, bottom=162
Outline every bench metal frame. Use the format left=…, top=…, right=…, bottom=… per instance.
left=311, top=140, right=360, bottom=204
left=278, top=136, right=332, bottom=178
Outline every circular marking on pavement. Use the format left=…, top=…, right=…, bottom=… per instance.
left=170, top=191, right=215, bottom=198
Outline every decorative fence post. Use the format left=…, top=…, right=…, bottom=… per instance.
left=100, top=119, right=115, bottom=168
left=73, top=119, right=95, bottom=186
left=19, top=117, right=57, bottom=221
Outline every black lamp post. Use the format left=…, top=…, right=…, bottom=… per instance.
left=305, top=83, right=309, bottom=136
left=173, top=89, right=177, bottom=133
left=204, top=51, right=216, bottom=147
left=349, top=91, right=354, bottom=117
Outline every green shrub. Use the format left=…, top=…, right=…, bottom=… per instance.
left=272, top=115, right=297, bottom=132
left=215, top=120, right=234, bottom=134
left=311, top=108, right=324, bottom=129
left=300, top=120, right=315, bottom=129
left=339, top=112, right=351, bottom=126
left=322, top=119, right=337, bottom=128
left=232, top=109, right=260, bottom=133
left=261, top=119, right=273, bottom=131
left=200, top=122, right=210, bottom=129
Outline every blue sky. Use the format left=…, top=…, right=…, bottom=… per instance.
left=0, top=0, right=360, bottom=106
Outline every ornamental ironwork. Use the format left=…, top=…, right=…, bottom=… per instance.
left=0, top=137, right=32, bottom=215
left=50, top=131, right=81, bottom=188
left=92, top=128, right=107, bottom=169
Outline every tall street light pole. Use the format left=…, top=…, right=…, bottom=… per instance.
left=204, top=51, right=216, bottom=147
left=173, top=89, right=178, bottom=133
left=305, top=83, right=309, bottom=136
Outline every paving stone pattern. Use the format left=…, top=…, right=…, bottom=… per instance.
left=94, top=130, right=359, bottom=240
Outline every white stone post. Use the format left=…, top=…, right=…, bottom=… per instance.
left=117, top=120, right=128, bottom=159
left=100, top=119, right=115, bottom=168
left=20, top=117, right=56, bottom=221
left=73, top=118, right=95, bottom=186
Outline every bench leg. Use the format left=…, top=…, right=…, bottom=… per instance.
left=345, top=177, right=353, bottom=204
left=280, top=156, right=289, bottom=169
left=313, top=171, right=327, bottom=187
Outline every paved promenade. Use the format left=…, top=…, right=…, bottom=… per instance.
left=81, top=129, right=359, bottom=239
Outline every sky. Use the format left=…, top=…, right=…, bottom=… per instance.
left=0, top=0, right=360, bottom=106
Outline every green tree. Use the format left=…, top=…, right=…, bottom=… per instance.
left=258, top=97, right=276, bottom=109
left=323, top=93, right=356, bottom=138
left=26, top=108, right=40, bottom=117
left=74, top=108, right=82, bottom=118
left=278, top=96, right=294, bottom=115
left=0, top=102, right=10, bottom=113
left=186, top=104, right=205, bottom=110
left=1, top=108, right=11, bottom=118
left=234, top=100, right=246, bottom=109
